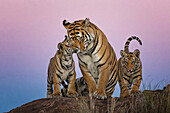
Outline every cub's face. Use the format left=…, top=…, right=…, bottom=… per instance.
left=58, top=36, right=74, bottom=56
left=62, top=18, right=94, bottom=53
left=120, top=49, right=140, bottom=74
left=58, top=36, right=74, bottom=68
left=76, top=77, right=88, bottom=94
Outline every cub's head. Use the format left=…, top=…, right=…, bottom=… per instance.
left=120, top=49, right=141, bottom=74
left=58, top=35, right=78, bottom=55
left=76, top=77, right=89, bottom=96
left=57, top=36, right=74, bottom=68
left=62, top=18, right=95, bottom=53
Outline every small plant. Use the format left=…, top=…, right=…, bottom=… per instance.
left=140, top=79, right=168, bottom=91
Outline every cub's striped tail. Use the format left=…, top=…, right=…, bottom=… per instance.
left=47, top=57, right=56, bottom=97
left=47, top=64, right=53, bottom=96
left=124, top=36, right=142, bottom=53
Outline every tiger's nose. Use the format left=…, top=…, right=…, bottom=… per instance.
left=58, top=43, right=63, bottom=50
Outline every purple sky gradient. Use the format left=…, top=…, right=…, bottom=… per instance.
left=0, top=0, right=170, bottom=112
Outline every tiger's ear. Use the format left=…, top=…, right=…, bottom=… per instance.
left=83, top=18, right=90, bottom=28
left=120, top=50, right=126, bottom=57
left=134, top=49, right=140, bottom=58
left=56, top=50, right=61, bottom=55
left=63, top=20, right=70, bottom=29
left=65, top=35, right=68, bottom=40
left=80, top=78, right=86, bottom=85
left=58, top=42, right=63, bottom=50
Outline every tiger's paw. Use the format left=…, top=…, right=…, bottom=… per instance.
left=52, top=93, right=62, bottom=98
left=93, top=89, right=107, bottom=100
left=67, top=91, right=78, bottom=97
left=47, top=94, right=53, bottom=98
left=120, top=91, right=130, bottom=98
left=130, top=90, right=141, bottom=95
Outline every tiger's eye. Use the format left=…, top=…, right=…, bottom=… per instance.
left=70, top=33, right=74, bottom=35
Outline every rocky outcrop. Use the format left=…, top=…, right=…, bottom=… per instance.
left=9, top=84, right=170, bottom=113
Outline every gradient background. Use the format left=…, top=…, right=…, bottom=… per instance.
left=0, top=0, right=170, bottom=112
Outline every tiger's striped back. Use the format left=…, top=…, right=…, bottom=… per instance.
left=118, top=36, right=142, bottom=98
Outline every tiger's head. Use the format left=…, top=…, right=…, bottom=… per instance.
left=120, top=49, right=141, bottom=74
left=58, top=35, right=79, bottom=55
left=57, top=36, right=74, bottom=69
left=62, top=18, right=95, bottom=53
left=76, top=77, right=89, bottom=96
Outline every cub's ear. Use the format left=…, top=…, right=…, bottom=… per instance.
left=56, top=50, right=60, bottom=55
left=58, top=42, right=63, bottom=50
left=63, top=20, right=70, bottom=29
left=83, top=18, right=90, bottom=28
left=80, top=77, right=86, bottom=85
left=134, top=49, right=140, bottom=58
left=65, top=35, right=68, bottom=40
left=120, top=50, right=126, bottom=57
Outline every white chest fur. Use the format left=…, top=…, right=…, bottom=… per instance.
left=61, top=69, right=71, bottom=81
left=78, top=54, right=99, bottom=78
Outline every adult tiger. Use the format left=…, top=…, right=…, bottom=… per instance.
left=118, top=36, right=142, bottom=98
left=62, top=18, right=118, bottom=99
left=47, top=36, right=78, bottom=98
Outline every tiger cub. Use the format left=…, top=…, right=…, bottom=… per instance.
left=47, top=39, right=78, bottom=98
left=118, top=36, right=142, bottom=98
left=61, top=77, right=89, bottom=97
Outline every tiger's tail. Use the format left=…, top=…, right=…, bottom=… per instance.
left=47, top=59, right=54, bottom=97
left=124, top=36, right=142, bottom=53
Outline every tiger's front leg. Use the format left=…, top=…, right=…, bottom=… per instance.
left=79, top=64, right=96, bottom=97
left=131, top=74, right=142, bottom=94
left=93, top=69, right=110, bottom=99
left=119, top=76, right=130, bottom=98
left=67, top=71, right=78, bottom=97
left=53, top=73, right=62, bottom=97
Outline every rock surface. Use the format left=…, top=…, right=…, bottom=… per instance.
left=8, top=84, right=170, bottom=113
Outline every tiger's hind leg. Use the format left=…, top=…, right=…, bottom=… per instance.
left=106, top=68, right=118, bottom=97
left=53, top=73, right=62, bottom=97
left=47, top=77, right=53, bottom=98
